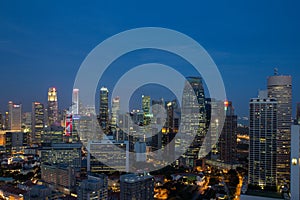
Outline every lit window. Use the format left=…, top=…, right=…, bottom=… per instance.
left=292, top=158, right=298, bottom=165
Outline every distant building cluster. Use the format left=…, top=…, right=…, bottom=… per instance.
left=0, top=70, right=299, bottom=199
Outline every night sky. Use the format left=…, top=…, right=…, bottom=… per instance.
left=0, top=1, right=299, bottom=117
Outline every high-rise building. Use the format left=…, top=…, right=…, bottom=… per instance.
left=41, top=164, right=76, bottom=195
left=4, top=112, right=9, bottom=130
left=8, top=101, right=22, bottom=131
left=111, top=96, right=120, bottom=130
left=5, top=131, right=27, bottom=154
left=142, top=95, right=151, bottom=125
left=72, top=88, right=79, bottom=115
left=77, top=174, right=108, bottom=200
left=267, top=72, right=292, bottom=186
left=99, top=87, right=109, bottom=134
left=31, top=102, right=44, bottom=146
left=120, top=173, right=154, bottom=200
left=249, top=95, right=277, bottom=188
left=291, top=125, right=300, bottom=199
left=218, top=101, right=237, bottom=164
left=48, top=87, right=59, bottom=126
left=181, top=77, right=207, bottom=167
left=87, top=138, right=129, bottom=173
left=40, top=143, right=82, bottom=170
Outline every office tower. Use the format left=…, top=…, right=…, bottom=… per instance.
left=22, top=112, right=31, bottom=130
left=42, top=126, right=64, bottom=144
left=31, top=102, right=44, bottom=145
left=204, top=98, right=224, bottom=159
left=111, top=96, right=120, bottom=130
left=4, top=112, right=9, bottom=130
left=249, top=95, right=277, bottom=188
left=120, top=173, right=154, bottom=200
left=5, top=131, right=27, bottom=154
left=78, top=174, right=108, bottom=200
left=218, top=101, right=237, bottom=164
left=142, top=95, right=151, bottom=125
left=291, top=125, right=300, bottom=199
left=48, top=87, right=59, bottom=126
left=41, top=164, right=76, bottom=195
left=267, top=72, right=292, bottom=186
left=78, top=114, right=101, bottom=144
left=181, top=77, right=207, bottom=167
left=297, top=103, right=300, bottom=124
left=99, top=87, right=109, bottom=134
left=8, top=101, right=22, bottom=131
left=87, top=138, right=129, bottom=173
left=72, top=88, right=79, bottom=115
left=40, top=143, right=82, bottom=170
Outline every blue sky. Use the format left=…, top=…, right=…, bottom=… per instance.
left=0, top=0, right=299, bottom=117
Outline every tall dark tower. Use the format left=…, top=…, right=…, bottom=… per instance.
left=218, top=101, right=237, bottom=164
left=267, top=70, right=292, bottom=187
left=47, top=87, right=58, bottom=126
left=249, top=94, right=278, bottom=188
left=142, top=95, right=151, bottom=126
left=31, top=102, right=45, bottom=146
left=181, top=76, right=207, bottom=168
left=99, top=87, right=109, bottom=134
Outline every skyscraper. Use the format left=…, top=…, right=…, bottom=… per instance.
left=72, top=88, right=79, bottom=115
left=142, top=95, right=151, bottom=125
left=111, top=96, right=120, bottom=130
left=47, top=87, right=59, bottom=126
left=99, top=87, right=109, bottom=134
left=249, top=95, right=277, bottom=188
left=218, top=101, right=237, bottom=164
left=31, top=102, right=45, bottom=146
left=8, top=101, right=22, bottom=131
left=181, top=77, right=207, bottom=167
left=267, top=72, right=292, bottom=186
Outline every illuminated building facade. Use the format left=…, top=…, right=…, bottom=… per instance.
left=267, top=74, right=292, bottom=186
left=77, top=174, right=108, bottom=200
left=249, top=96, right=277, bottom=188
left=41, top=164, right=76, bottom=195
left=99, top=87, right=109, bottom=134
left=8, top=101, right=22, bottom=131
left=87, top=138, right=129, bottom=173
left=142, top=95, right=151, bottom=125
left=181, top=77, right=207, bottom=167
left=72, top=88, right=79, bottom=115
left=31, top=102, right=44, bottom=145
left=47, top=87, right=59, bottom=126
left=40, top=142, right=82, bottom=170
left=120, top=174, right=154, bottom=200
left=111, top=96, right=120, bottom=131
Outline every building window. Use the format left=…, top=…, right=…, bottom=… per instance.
left=292, top=158, right=298, bottom=165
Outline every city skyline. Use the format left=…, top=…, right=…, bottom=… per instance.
left=0, top=1, right=300, bottom=117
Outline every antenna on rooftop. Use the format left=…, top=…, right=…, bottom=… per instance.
left=274, top=68, right=278, bottom=75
